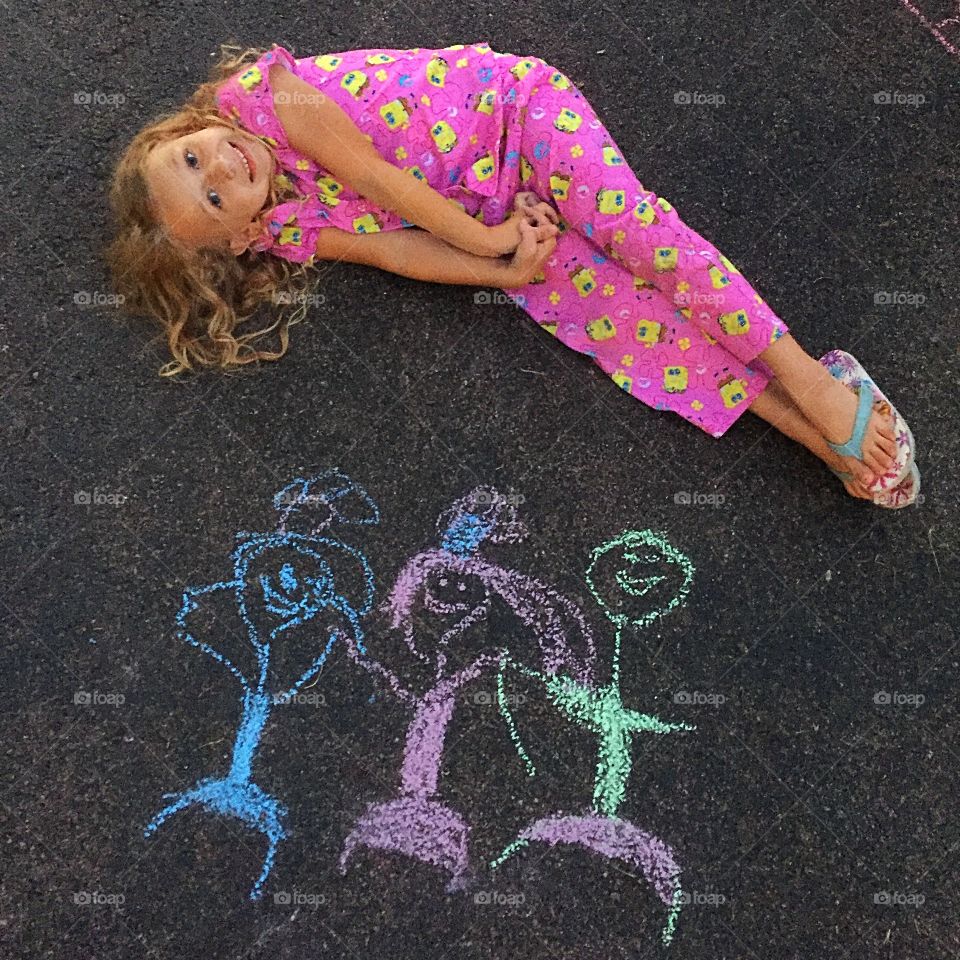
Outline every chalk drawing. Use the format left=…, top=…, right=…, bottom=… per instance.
left=339, top=486, right=597, bottom=890
left=491, top=530, right=696, bottom=946
left=143, top=476, right=698, bottom=946
left=900, top=0, right=960, bottom=57
left=144, top=469, right=380, bottom=899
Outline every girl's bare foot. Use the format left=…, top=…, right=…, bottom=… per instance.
left=758, top=335, right=898, bottom=477
left=748, top=379, right=877, bottom=500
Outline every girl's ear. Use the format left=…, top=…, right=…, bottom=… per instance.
left=229, top=217, right=267, bottom=256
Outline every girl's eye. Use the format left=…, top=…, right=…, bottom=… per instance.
left=184, top=150, right=222, bottom=208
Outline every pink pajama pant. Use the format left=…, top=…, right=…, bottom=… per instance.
left=499, top=59, right=789, bottom=437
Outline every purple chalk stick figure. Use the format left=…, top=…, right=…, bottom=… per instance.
left=339, top=486, right=596, bottom=890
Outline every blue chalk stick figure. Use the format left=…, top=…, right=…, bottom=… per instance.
left=144, top=468, right=380, bottom=900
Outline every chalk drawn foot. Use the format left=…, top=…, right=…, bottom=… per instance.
left=144, top=775, right=289, bottom=901
left=491, top=812, right=683, bottom=946
left=339, top=796, right=471, bottom=892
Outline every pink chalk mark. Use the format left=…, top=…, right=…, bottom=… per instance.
left=400, top=692, right=456, bottom=797
left=339, top=797, right=471, bottom=890
left=900, top=0, right=960, bottom=57
left=512, top=812, right=681, bottom=907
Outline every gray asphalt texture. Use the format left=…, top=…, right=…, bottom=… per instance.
left=2, top=2, right=959, bottom=958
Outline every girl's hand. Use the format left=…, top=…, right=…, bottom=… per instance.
left=482, top=197, right=560, bottom=256
left=514, top=191, right=560, bottom=229
left=505, top=218, right=557, bottom=286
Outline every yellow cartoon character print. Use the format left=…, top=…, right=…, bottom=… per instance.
left=596, top=188, right=626, bottom=214
left=510, top=59, right=540, bottom=81
left=277, top=214, right=303, bottom=248
left=554, top=107, right=583, bottom=133
left=316, top=176, right=344, bottom=207
left=718, top=309, right=750, bottom=335
left=548, top=70, right=572, bottom=91
left=366, top=53, right=396, bottom=65
left=550, top=172, right=572, bottom=201
left=570, top=267, right=598, bottom=297
left=430, top=120, right=458, bottom=153
left=611, top=370, right=632, bottom=391
left=353, top=213, right=383, bottom=234
left=314, top=55, right=342, bottom=72
left=708, top=265, right=731, bottom=289
left=602, top=144, right=624, bottom=167
left=472, top=89, right=498, bottom=115
left=341, top=70, right=369, bottom=97
left=585, top=315, right=616, bottom=341
left=633, top=199, right=660, bottom=227
left=663, top=365, right=689, bottom=393
left=718, top=375, right=748, bottom=408
left=635, top=319, right=665, bottom=346
left=654, top=247, right=679, bottom=272
left=471, top=152, right=496, bottom=184
left=238, top=66, right=263, bottom=92
left=379, top=97, right=413, bottom=130
left=426, top=56, right=449, bottom=88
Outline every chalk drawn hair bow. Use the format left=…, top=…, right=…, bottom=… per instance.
left=272, top=468, right=381, bottom=535
left=435, top=485, right=528, bottom=557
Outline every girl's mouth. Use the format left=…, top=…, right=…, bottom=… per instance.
left=228, top=140, right=255, bottom=182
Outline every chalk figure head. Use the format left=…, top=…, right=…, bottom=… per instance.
left=585, top=530, right=694, bottom=628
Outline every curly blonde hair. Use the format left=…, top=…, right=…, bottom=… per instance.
left=103, top=40, right=320, bottom=378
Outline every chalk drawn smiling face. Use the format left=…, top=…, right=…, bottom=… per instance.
left=404, top=556, right=498, bottom=679
left=585, top=530, right=694, bottom=628
left=422, top=565, right=489, bottom=618
left=234, top=535, right=375, bottom=692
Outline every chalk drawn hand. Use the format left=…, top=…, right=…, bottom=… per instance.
left=620, top=708, right=695, bottom=736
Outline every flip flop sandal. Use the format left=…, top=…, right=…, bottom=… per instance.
left=828, top=461, right=922, bottom=509
left=819, top=349, right=915, bottom=492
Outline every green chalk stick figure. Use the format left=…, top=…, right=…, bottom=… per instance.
left=492, top=529, right=696, bottom=946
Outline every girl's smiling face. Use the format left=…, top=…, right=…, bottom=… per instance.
left=143, top=125, right=276, bottom=253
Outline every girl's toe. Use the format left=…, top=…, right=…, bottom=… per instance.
left=879, top=436, right=898, bottom=458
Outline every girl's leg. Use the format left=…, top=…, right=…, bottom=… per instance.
left=511, top=61, right=896, bottom=476
left=748, top=378, right=875, bottom=499
left=513, top=62, right=788, bottom=372
left=758, top=334, right=897, bottom=476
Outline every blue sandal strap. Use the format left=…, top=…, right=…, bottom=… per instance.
left=826, top=383, right=875, bottom=460
left=829, top=467, right=855, bottom=482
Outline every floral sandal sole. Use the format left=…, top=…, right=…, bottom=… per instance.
left=819, top=349, right=915, bottom=493
left=829, top=461, right=922, bottom=509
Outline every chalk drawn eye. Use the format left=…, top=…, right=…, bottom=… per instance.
left=423, top=568, right=486, bottom=613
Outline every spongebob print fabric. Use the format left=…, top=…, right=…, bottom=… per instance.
left=216, top=41, right=790, bottom=437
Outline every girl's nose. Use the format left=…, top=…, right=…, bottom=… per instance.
left=208, top=148, right=237, bottom=184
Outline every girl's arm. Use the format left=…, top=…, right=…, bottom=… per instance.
left=313, top=225, right=529, bottom=287
left=270, top=62, right=521, bottom=258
